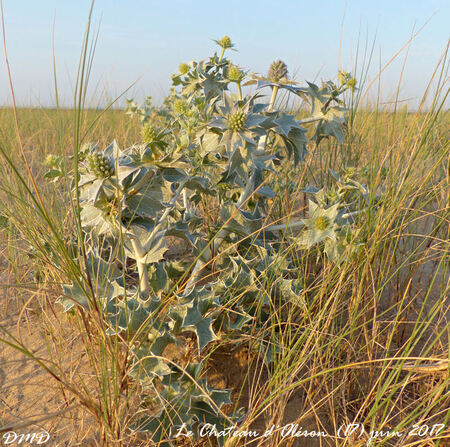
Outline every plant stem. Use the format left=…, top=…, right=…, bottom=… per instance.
left=219, top=47, right=225, bottom=62
left=266, top=208, right=367, bottom=232
left=269, top=85, right=279, bottom=111
left=155, top=181, right=186, bottom=228
left=182, top=258, right=205, bottom=296
left=127, top=169, right=154, bottom=196
left=183, top=189, right=189, bottom=212
left=129, top=235, right=150, bottom=297
left=237, top=82, right=243, bottom=101
left=128, top=181, right=187, bottom=297
left=266, top=220, right=305, bottom=232
left=182, top=225, right=228, bottom=296
left=298, top=116, right=322, bottom=125
left=255, top=85, right=280, bottom=154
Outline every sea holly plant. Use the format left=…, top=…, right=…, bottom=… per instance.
left=125, top=95, right=156, bottom=125
left=299, top=169, right=371, bottom=262
left=55, top=37, right=368, bottom=445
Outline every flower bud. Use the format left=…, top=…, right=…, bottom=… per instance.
left=141, top=125, right=157, bottom=145
left=338, top=71, right=348, bottom=86
left=227, top=64, right=244, bottom=83
left=343, top=167, right=356, bottom=178
left=228, top=111, right=246, bottom=132
left=347, top=78, right=357, bottom=91
left=179, top=63, right=189, bottom=75
left=218, top=35, right=232, bottom=49
left=43, top=154, right=59, bottom=168
left=79, top=142, right=96, bottom=162
left=268, top=60, right=288, bottom=82
left=173, top=99, right=189, bottom=115
left=87, top=153, right=115, bottom=178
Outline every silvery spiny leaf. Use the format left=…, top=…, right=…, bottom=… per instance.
left=124, top=225, right=168, bottom=265
left=177, top=59, right=228, bottom=99
left=226, top=255, right=259, bottom=293
left=246, top=78, right=302, bottom=93
left=304, top=82, right=347, bottom=144
left=80, top=203, right=119, bottom=236
left=314, top=117, right=346, bottom=145
left=272, top=112, right=306, bottom=137
left=285, top=127, right=309, bottom=164
left=170, top=287, right=220, bottom=353
left=107, top=292, right=160, bottom=334
left=274, top=277, right=306, bottom=308
left=57, top=250, right=121, bottom=311
left=239, top=205, right=265, bottom=234
left=148, top=262, right=170, bottom=297
left=182, top=301, right=218, bottom=353
left=166, top=217, right=202, bottom=247
left=155, top=364, right=236, bottom=442
left=130, top=330, right=175, bottom=381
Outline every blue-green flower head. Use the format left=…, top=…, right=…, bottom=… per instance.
left=173, top=99, right=189, bottom=115
left=141, top=125, right=157, bottom=144
left=227, top=64, right=244, bottom=83
left=228, top=111, right=246, bottom=132
left=268, top=60, right=288, bottom=82
left=179, top=63, right=190, bottom=75
left=347, top=78, right=357, bottom=91
left=87, top=153, right=115, bottom=179
left=218, top=35, right=232, bottom=49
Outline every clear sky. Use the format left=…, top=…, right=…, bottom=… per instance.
left=0, top=0, right=448, bottom=108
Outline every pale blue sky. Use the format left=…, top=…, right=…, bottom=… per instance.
left=0, top=0, right=448, bottom=108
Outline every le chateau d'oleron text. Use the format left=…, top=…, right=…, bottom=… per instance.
left=175, top=422, right=327, bottom=440
left=174, top=422, right=447, bottom=443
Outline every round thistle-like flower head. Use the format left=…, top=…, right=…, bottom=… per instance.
left=227, top=64, right=244, bottom=83
left=141, top=125, right=157, bottom=145
left=81, top=142, right=96, bottom=152
left=218, top=35, right=232, bottom=49
left=268, top=60, right=288, bottom=82
left=347, top=77, right=357, bottom=91
left=343, top=167, right=356, bottom=178
left=79, top=142, right=96, bottom=162
left=338, top=71, right=349, bottom=86
left=87, top=153, right=115, bottom=179
left=43, top=154, right=59, bottom=168
left=326, top=191, right=339, bottom=203
left=179, top=63, right=189, bottom=75
left=173, top=99, right=189, bottom=115
left=228, top=111, right=246, bottom=132
left=314, top=216, right=330, bottom=231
